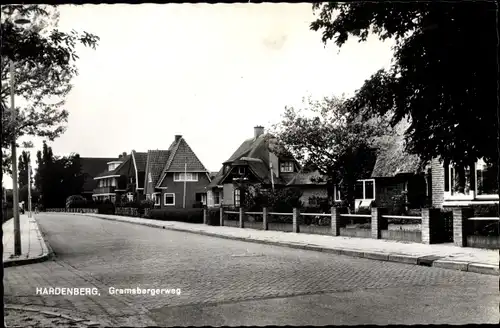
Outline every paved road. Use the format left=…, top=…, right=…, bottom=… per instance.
left=4, top=213, right=499, bottom=326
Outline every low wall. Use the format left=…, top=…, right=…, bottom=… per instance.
left=381, top=230, right=422, bottom=243
left=340, top=228, right=371, bottom=238
left=299, top=225, right=331, bottom=235
left=47, top=208, right=98, bottom=213
left=467, top=235, right=500, bottom=249
left=244, top=221, right=263, bottom=230
left=268, top=222, right=293, bottom=232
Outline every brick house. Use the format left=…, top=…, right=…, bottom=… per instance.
left=144, top=135, right=210, bottom=209
left=206, top=126, right=329, bottom=208
left=91, top=150, right=147, bottom=203
left=354, top=120, right=430, bottom=212
left=80, top=157, right=116, bottom=200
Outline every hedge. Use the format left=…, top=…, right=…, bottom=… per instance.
left=149, top=208, right=203, bottom=224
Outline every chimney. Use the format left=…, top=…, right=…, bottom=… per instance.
left=254, top=126, right=264, bottom=139
left=175, top=135, right=182, bottom=142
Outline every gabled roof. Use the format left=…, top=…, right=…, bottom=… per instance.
left=132, top=150, right=147, bottom=172
left=145, top=150, right=171, bottom=188
left=286, top=170, right=327, bottom=186
left=371, top=119, right=423, bottom=178
left=80, top=157, right=117, bottom=192
left=156, top=136, right=209, bottom=187
left=94, top=155, right=132, bottom=178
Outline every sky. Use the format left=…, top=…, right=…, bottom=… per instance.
left=4, top=3, right=395, bottom=188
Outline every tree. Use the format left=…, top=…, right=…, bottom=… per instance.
left=35, top=141, right=84, bottom=208
left=1, top=4, right=99, bottom=174
left=310, top=2, right=498, bottom=171
left=271, top=95, right=390, bottom=210
left=18, top=150, right=31, bottom=189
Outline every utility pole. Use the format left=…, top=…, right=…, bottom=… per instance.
left=28, top=162, right=32, bottom=218
left=11, top=60, right=21, bottom=256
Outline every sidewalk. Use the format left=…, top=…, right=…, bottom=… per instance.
left=3, top=214, right=51, bottom=267
left=56, top=212, right=498, bottom=276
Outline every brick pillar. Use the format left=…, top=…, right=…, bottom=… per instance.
left=239, top=207, right=244, bottom=228
left=421, top=208, right=441, bottom=244
left=331, top=206, right=341, bottom=236
left=292, top=208, right=300, bottom=233
left=262, top=207, right=268, bottom=230
left=371, top=207, right=387, bottom=239
left=453, top=207, right=473, bottom=247
left=219, top=207, right=224, bottom=226
left=203, top=209, right=207, bottom=225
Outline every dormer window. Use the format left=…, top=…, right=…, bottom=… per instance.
left=280, top=161, right=294, bottom=173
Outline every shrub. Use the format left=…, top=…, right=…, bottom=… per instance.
left=149, top=208, right=203, bottom=223
left=66, top=195, right=86, bottom=208
left=96, top=199, right=115, bottom=214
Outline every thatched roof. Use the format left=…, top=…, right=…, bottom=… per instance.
left=371, top=119, right=423, bottom=178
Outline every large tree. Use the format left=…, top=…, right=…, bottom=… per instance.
left=310, top=2, right=498, bottom=171
left=271, top=95, right=390, bottom=210
left=17, top=150, right=31, bottom=189
left=35, top=141, right=84, bottom=208
left=1, top=4, right=99, bottom=174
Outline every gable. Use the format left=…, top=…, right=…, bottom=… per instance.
left=165, top=138, right=207, bottom=172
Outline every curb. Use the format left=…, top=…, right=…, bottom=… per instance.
left=4, top=216, right=52, bottom=268
left=54, top=213, right=499, bottom=277
left=5, top=304, right=101, bottom=326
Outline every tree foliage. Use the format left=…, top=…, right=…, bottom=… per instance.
left=35, top=141, right=84, bottom=208
left=271, top=96, right=390, bottom=210
left=1, top=4, right=99, bottom=174
left=17, top=150, right=31, bottom=189
left=310, top=2, right=498, bottom=170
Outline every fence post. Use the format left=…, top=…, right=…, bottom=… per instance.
left=203, top=209, right=208, bottom=225
left=371, top=207, right=387, bottom=239
left=220, top=207, right=224, bottom=226
left=331, top=206, right=341, bottom=236
left=293, top=208, right=300, bottom=233
left=453, top=207, right=473, bottom=247
left=263, top=207, right=268, bottom=230
left=239, top=207, right=244, bottom=228
left=421, top=208, right=441, bottom=244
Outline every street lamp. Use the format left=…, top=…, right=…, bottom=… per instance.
left=10, top=16, right=31, bottom=256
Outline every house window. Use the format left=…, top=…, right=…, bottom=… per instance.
left=355, top=179, right=376, bottom=200
left=280, top=162, right=294, bottom=173
left=214, top=192, right=221, bottom=205
left=174, top=172, right=199, bottom=182
left=164, top=193, right=175, bottom=206
left=234, top=189, right=241, bottom=207
left=148, top=173, right=152, bottom=183
left=154, top=193, right=160, bottom=206
left=476, top=159, right=498, bottom=196
left=127, top=193, right=134, bottom=202
left=444, top=159, right=498, bottom=199
left=111, top=178, right=116, bottom=187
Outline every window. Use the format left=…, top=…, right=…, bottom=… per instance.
left=238, top=167, right=246, bottom=175
left=234, top=189, right=241, bottom=207
left=280, top=162, right=294, bottom=173
left=164, top=193, right=175, bottom=206
left=127, top=193, right=134, bottom=202
left=355, top=179, right=376, bottom=200
left=154, top=193, right=160, bottom=206
left=148, top=173, right=152, bottom=183
left=173, top=172, right=198, bottom=182
left=214, top=192, right=221, bottom=205
left=476, top=159, right=498, bottom=196
left=445, top=159, right=499, bottom=199
left=111, top=178, right=116, bottom=187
